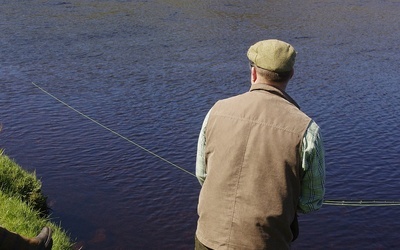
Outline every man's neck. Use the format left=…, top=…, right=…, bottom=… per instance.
left=252, top=80, right=288, bottom=92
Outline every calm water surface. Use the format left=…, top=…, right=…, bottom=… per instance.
left=1, top=0, right=400, bottom=249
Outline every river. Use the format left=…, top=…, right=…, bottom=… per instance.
left=1, top=0, right=399, bottom=249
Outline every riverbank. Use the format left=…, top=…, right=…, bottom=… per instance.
left=0, top=150, right=74, bottom=250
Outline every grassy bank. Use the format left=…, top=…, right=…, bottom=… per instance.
left=0, top=150, right=74, bottom=249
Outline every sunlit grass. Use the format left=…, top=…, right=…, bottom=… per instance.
left=0, top=150, right=48, bottom=214
left=0, top=150, right=74, bottom=249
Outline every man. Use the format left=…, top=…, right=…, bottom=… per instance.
left=195, top=39, right=325, bottom=249
left=0, top=226, right=53, bottom=249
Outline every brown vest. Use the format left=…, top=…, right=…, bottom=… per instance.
left=197, top=84, right=311, bottom=249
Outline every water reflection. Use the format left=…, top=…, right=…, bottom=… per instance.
left=1, top=0, right=400, bottom=249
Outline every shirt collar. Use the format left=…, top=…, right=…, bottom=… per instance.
left=249, top=83, right=300, bottom=109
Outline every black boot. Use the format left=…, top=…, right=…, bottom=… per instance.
left=0, top=226, right=53, bottom=250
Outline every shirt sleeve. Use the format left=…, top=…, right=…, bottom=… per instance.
left=196, top=110, right=211, bottom=185
left=298, top=120, right=326, bottom=214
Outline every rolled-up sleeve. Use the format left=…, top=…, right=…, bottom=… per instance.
left=298, top=121, right=326, bottom=213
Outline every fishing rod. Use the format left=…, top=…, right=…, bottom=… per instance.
left=322, top=200, right=400, bottom=207
left=30, top=82, right=400, bottom=207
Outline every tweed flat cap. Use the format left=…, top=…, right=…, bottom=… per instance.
left=247, top=39, right=296, bottom=73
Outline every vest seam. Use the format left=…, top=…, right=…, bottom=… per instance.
left=212, top=113, right=306, bottom=135
left=226, top=121, right=253, bottom=247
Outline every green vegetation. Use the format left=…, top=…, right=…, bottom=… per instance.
left=0, top=150, right=48, bottom=215
left=0, top=150, right=74, bottom=250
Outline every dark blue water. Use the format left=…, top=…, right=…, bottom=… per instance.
left=1, top=1, right=400, bottom=249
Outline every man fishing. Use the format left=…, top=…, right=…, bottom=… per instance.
left=195, top=39, right=326, bottom=249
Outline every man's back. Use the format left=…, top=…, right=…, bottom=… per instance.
left=196, top=84, right=311, bottom=249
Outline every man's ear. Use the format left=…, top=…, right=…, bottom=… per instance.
left=251, top=67, right=257, bottom=84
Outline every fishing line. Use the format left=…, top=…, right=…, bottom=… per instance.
left=31, top=82, right=196, bottom=178
left=31, top=82, right=399, bottom=207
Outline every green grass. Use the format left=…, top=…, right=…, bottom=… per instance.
left=0, top=150, right=74, bottom=249
left=0, top=150, right=48, bottom=214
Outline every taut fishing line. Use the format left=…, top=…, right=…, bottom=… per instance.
left=31, top=82, right=400, bottom=207
left=31, top=82, right=196, bottom=178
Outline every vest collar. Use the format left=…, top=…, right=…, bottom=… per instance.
left=249, top=83, right=300, bottom=109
